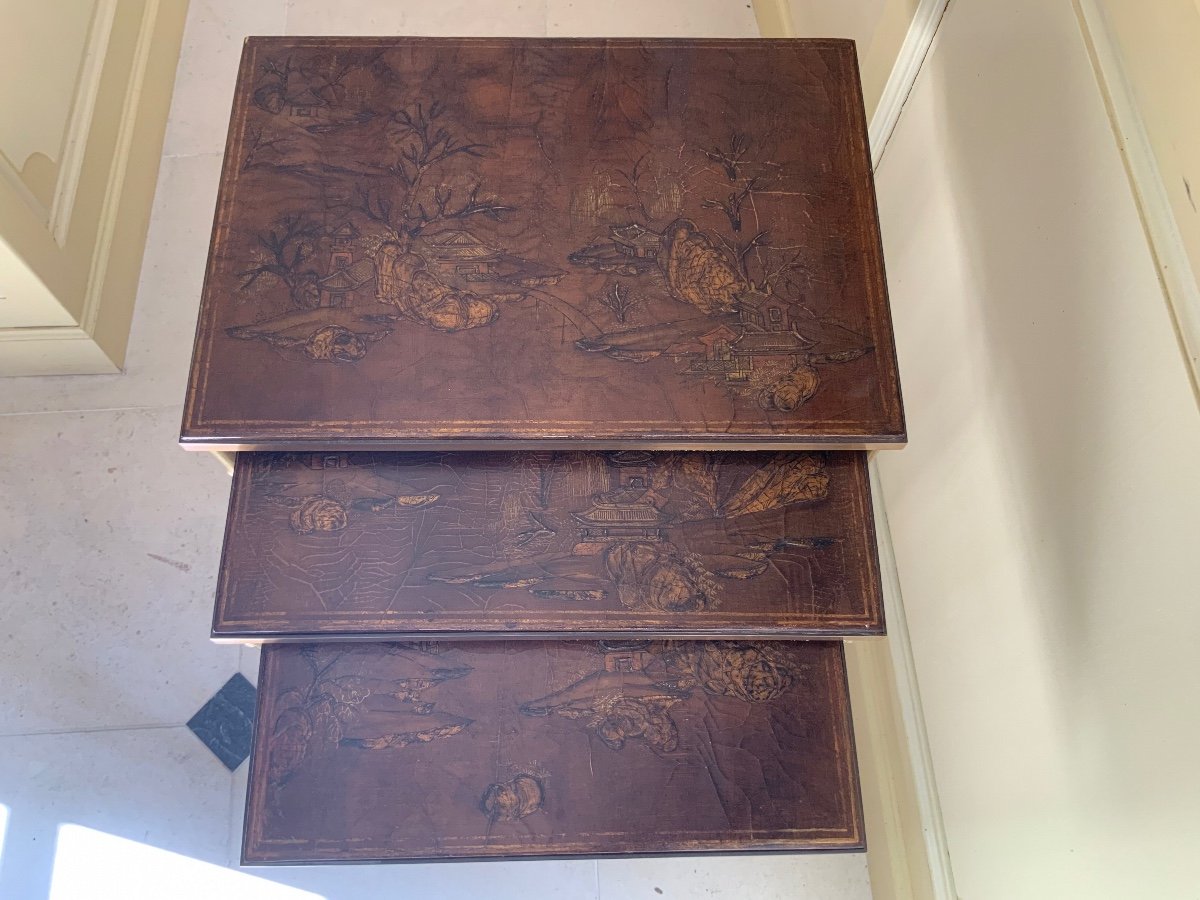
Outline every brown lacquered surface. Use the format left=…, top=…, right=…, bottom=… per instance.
left=213, top=450, right=883, bottom=640
left=244, top=639, right=862, bottom=862
left=182, top=37, right=903, bottom=450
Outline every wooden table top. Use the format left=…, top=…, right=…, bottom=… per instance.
left=243, top=639, right=862, bottom=862
left=213, top=450, right=883, bottom=641
left=181, top=37, right=903, bottom=450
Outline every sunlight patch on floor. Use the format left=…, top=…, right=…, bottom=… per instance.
left=49, top=825, right=321, bottom=900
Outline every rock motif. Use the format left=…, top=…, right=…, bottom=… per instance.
left=660, top=219, right=748, bottom=314
left=603, top=541, right=718, bottom=613
left=687, top=643, right=795, bottom=703
left=374, top=244, right=497, bottom=332
left=481, top=774, right=545, bottom=822
left=289, top=496, right=350, bottom=534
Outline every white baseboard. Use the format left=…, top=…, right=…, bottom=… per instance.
left=750, top=0, right=951, bottom=169
left=869, top=0, right=952, bottom=168
left=0, top=326, right=121, bottom=376
left=749, top=0, right=794, bottom=38
left=1073, top=0, right=1200, bottom=403
left=859, top=456, right=958, bottom=900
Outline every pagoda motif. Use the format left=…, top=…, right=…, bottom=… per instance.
left=328, top=221, right=360, bottom=269
left=681, top=291, right=817, bottom=382
left=317, top=222, right=375, bottom=307
left=300, top=452, right=351, bottom=470
left=600, top=640, right=654, bottom=673
left=566, top=222, right=662, bottom=275
left=610, top=223, right=661, bottom=259
left=424, top=229, right=502, bottom=281
left=422, top=229, right=565, bottom=286
left=571, top=457, right=665, bottom=554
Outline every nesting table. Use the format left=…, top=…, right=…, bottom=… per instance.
left=181, top=36, right=903, bottom=864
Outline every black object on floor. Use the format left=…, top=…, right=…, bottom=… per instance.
left=188, top=672, right=257, bottom=771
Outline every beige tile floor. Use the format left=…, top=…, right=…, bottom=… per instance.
left=0, top=2, right=872, bottom=897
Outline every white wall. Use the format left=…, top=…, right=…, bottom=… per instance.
left=872, top=0, right=1200, bottom=896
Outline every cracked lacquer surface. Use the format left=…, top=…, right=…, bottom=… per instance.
left=181, top=37, right=903, bottom=449
left=244, top=639, right=861, bottom=861
left=213, top=450, right=883, bottom=639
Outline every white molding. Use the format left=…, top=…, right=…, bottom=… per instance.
left=49, top=0, right=121, bottom=247
left=750, top=0, right=795, bottom=38
left=0, top=158, right=51, bottom=227
left=0, top=325, right=93, bottom=343
left=751, top=0, right=951, bottom=169
left=79, top=0, right=161, bottom=337
left=869, top=0, right=952, bottom=169
left=0, top=1, right=118, bottom=237
left=0, top=0, right=176, bottom=375
left=867, top=456, right=958, bottom=899
left=845, top=638, right=933, bottom=899
left=1073, top=0, right=1200, bottom=402
left=0, top=324, right=120, bottom=376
